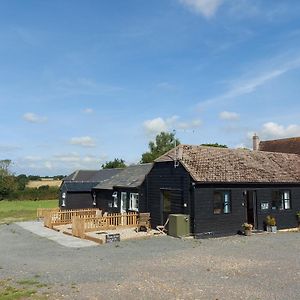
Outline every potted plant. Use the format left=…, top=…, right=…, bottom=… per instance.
left=296, top=212, right=300, bottom=227
left=265, top=215, right=277, bottom=233
left=242, top=223, right=253, bottom=236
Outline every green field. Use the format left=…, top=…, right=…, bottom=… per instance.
left=0, top=200, right=58, bottom=224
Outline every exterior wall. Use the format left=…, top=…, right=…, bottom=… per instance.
left=59, top=191, right=94, bottom=209
left=94, top=186, right=147, bottom=214
left=147, top=162, right=192, bottom=228
left=194, top=184, right=300, bottom=237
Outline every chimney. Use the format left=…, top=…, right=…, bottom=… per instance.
left=253, top=134, right=260, bottom=151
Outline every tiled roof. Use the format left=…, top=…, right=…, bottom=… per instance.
left=155, top=145, right=300, bottom=184
left=94, top=163, right=153, bottom=190
left=259, top=137, right=300, bottom=155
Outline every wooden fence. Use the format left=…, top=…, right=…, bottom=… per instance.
left=44, top=208, right=100, bottom=229
left=72, top=212, right=138, bottom=238
left=37, top=207, right=59, bottom=219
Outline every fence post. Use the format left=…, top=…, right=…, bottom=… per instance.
left=72, top=217, right=85, bottom=238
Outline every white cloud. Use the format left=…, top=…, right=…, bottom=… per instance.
left=143, top=116, right=202, bottom=136
left=247, top=122, right=300, bottom=143
left=69, top=136, right=96, bottom=147
left=23, top=112, right=47, bottom=123
left=179, top=0, right=223, bottom=18
left=143, top=118, right=169, bottom=135
left=219, top=111, right=240, bottom=121
left=261, top=122, right=300, bottom=140
left=83, top=108, right=94, bottom=114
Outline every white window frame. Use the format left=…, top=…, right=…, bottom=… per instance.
left=112, top=191, right=118, bottom=208
left=129, top=193, right=139, bottom=211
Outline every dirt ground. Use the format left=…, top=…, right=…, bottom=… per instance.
left=0, top=223, right=299, bottom=299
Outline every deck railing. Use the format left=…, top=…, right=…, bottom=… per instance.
left=37, top=207, right=60, bottom=218
left=44, top=208, right=100, bottom=228
left=72, top=212, right=138, bottom=238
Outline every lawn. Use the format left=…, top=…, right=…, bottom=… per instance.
left=0, top=200, right=58, bottom=224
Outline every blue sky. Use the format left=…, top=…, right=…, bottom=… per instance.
left=1, top=0, right=300, bottom=176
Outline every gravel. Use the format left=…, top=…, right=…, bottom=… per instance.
left=0, top=223, right=299, bottom=299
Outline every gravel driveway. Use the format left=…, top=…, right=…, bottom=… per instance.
left=0, top=223, right=299, bottom=299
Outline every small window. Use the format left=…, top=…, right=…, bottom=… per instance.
left=213, top=191, right=231, bottom=214
left=129, top=193, right=139, bottom=211
left=272, top=191, right=291, bottom=210
left=112, top=191, right=118, bottom=208
left=61, top=198, right=66, bottom=207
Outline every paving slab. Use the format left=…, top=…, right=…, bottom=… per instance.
left=15, top=221, right=98, bottom=248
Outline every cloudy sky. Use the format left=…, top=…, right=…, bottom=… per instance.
left=1, top=0, right=300, bottom=176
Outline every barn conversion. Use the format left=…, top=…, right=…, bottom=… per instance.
left=147, top=145, right=300, bottom=237
left=59, top=169, right=123, bottom=209
left=92, top=163, right=153, bottom=214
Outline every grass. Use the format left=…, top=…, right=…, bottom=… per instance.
left=0, top=200, right=58, bottom=224
left=0, top=277, right=49, bottom=300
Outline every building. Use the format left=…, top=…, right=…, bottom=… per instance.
left=147, top=145, right=300, bottom=237
left=253, top=134, right=300, bottom=155
left=59, top=169, right=123, bottom=209
left=92, top=163, right=153, bottom=213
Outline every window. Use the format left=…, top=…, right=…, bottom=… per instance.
left=213, top=191, right=231, bottom=214
left=112, top=191, right=118, bottom=208
left=61, top=192, right=66, bottom=207
left=120, top=192, right=127, bottom=212
left=129, top=193, right=139, bottom=211
left=272, top=191, right=291, bottom=210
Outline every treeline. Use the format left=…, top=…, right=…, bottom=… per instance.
left=0, top=160, right=61, bottom=201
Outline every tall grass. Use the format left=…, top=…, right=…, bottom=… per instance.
left=0, top=200, right=58, bottom=224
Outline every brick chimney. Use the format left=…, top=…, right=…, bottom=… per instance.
left=253, top=134, right=260, bottom=151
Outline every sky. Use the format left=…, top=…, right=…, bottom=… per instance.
left=1, top=0, right=300, bottom=176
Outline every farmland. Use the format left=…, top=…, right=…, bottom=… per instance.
left=0, top=200, right=58, bottom=224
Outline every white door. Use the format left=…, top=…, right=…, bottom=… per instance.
left=120, top=192, right=127, bottom=213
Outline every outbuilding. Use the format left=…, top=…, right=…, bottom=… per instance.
left=59, top=169, right=123, bottom=209
left=92, top=163, right=153, bottom=214
left=147, top=145, right=300, bottom=237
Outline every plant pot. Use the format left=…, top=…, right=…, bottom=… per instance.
left=267, top=225, right=277, bottom=233
left=244, top=229, right=252, bottom=236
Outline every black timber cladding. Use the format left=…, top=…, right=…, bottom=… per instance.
left=93, top=164, right=153, bottom=213
left=59, top=168, right=123, bottom=209
left=146, top=161, right=192, bottom=228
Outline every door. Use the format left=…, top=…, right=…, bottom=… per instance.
left=120, top=192, right=127, bottom=213
left=245, top=191, right=257, bottom=228
left=160, top=189, right=184, bottom=225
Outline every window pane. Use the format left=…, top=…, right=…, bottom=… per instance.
left=213, top=192, right=222, bottom=214
left=283, top=191, right=290, bottom=200
left=223, top=192, right=231, bottom=214
left=284, top=199, right=291, bottom=210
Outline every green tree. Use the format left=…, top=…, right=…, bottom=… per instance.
left=0, top=159, right=16, bottom=200
left=101, top=158, right=127, bottom=169
left=16, top=174, right=29, bottom=190
left=141, top=132, right=180, bottom=163
left=201, top=143, right=228, bottom=148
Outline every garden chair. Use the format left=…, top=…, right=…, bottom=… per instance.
left=137, top=213, right=151, bottom=232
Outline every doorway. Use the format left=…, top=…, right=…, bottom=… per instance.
left=160, top=189, right=184, bottom=225
left=245, top=190, right=257, bottom=228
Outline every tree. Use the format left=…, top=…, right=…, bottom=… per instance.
left=101, top=158, right=127, bottom=169
left=201, top=143, right=228, bottom=148
left=0, top=159, right=16, bottom=200
left=141, top=132, right=180, bottom=163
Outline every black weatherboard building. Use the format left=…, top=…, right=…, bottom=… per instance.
left=92, top=163, right=153, bottom=214
left=147, top=145, right=300, bottom=237
left=59, top=169, right=123, bottom=209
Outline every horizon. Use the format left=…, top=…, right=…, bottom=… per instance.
left=1, top=0, right=300, bottom=176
